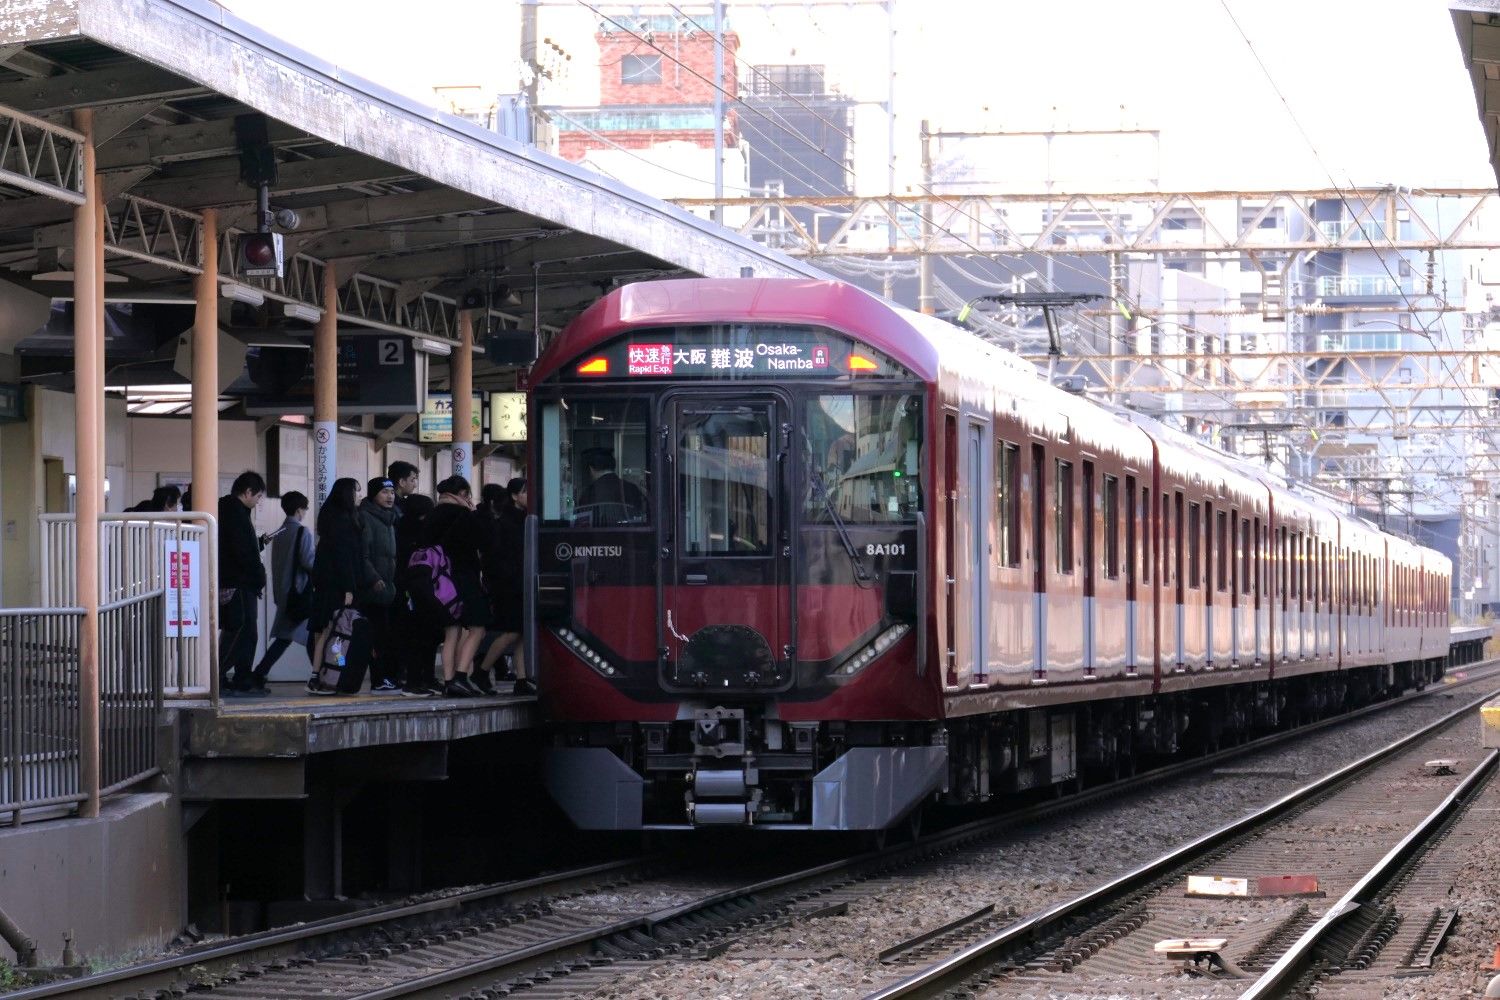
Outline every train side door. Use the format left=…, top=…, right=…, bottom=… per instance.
left=658, top=392, right=793, bottom=693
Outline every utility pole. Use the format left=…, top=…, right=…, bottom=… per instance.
left=712, top=0, right=725, bottom=224
left=521, top=0, right=540, bottom=145
left=918, top=118, right=933, bottom=314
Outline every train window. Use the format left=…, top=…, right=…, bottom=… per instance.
left=997, top=442, right=1021, bottom=567
left=1103, top=475, right=1120, bottom=579
left=1241, top=518, right=1252, bottom=594
left=679, top=404, right=772, bottom=555
left=804, top=393, right=922, bottom=524
left=1125, top=476, right=1137, bottom=588
left=1140, top=486, right=1151, bottom=584
left=1055, top=459, right=1074, bottom=574
left=1216, top=510, right=1228, bottom=593
left=538, top=397, right=651, bottom=526
left=1172, top=493, right=1183, bottom=591
left=1188, top=501, right=1202, bottom=589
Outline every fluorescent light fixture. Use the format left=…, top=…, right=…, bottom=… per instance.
left=33, top=269, right=128, bottom=284
left=282, top=302, right=323, bottom=323
left=221, top=282, right=266, bottom=306
left=414, top=337, right=452, bottom=357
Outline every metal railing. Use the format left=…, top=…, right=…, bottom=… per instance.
left=1305, top=274, right=1405, bottom=298
left=39, top=513, right=218, bottom=697
left=0, top=607, right=85, bottom=826
left=100, top=592, right=164, bottom=794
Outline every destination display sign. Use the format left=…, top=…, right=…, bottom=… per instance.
left=561, top=325, right=905, bottom=381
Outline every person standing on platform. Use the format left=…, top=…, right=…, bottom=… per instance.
left=477, top=478, right=533, bottom=695
left=421, top=476, right=487, bottom=697
left=357, top=477, right=400, bottom=693
left=308, top=478, right=363, bottom=695
left=246, top=491, right=314, bottom=693
left=387, top=460, right=420, bottom=512
left=218, top=471, right=267, bottom=695
left=395, top=493, right=439, bottom=697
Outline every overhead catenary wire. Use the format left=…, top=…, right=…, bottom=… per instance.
left=1218, top=0, right=1479, bottom=505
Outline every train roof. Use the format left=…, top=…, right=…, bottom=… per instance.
left=533, top=278, right=944, bottom=383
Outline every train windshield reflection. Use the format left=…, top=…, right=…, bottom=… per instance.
left=804, top=393, right=923, bottom=524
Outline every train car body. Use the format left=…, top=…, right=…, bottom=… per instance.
left=531, top=279, right=1452, bottom=831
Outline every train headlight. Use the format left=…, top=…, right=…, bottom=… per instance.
left=833, top=623, right=910, bottom=677
left=554, top=627, right=618, bottom=677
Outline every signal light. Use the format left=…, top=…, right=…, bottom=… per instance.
left=237, top=231, right=284, bottom=278
left=846, top=353, right=878, bottom=371
left=577, top=357, right=609, bottom=375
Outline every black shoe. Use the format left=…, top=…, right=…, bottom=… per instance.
left=423, top=679, right=445, bottom=695
left=399, top=685, right=436, bottom=698
left=457, top=676, right=486, bottom=697
left=371, top=680, right=401, bottom=694
left=240, top=685, right=271, bottom=698
left=442, top=679, right=473, bottom=698
left=309, top=682, right=339, bottom=697
left=513, top=678, right=537, bottom=696
left=471, top=672, right=497, bottom=696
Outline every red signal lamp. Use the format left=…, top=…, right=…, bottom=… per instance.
left=236, top=231, right=284, bottom=278
left=846, top=353, right=878, bottom=372
left=577, top=357, right=609, bottom=376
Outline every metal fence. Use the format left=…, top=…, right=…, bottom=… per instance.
left=0, top=608, right=85, bottom=826
left=39, top=513, right=217, bottom=697
left=100, top=593, right=163, bottom=794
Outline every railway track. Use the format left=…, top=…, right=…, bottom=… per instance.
left=863, top=686, right=1500, bottom=1000
left=12, top=664, right=1498, bottom=1000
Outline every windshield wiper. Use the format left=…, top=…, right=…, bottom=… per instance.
left=804, top=433, right=873, bottom=588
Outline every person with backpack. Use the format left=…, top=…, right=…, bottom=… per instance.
left=415, top=476, right=487, bottom=697
left=394, top=493, right=440, bottom=697
left=357, top=477, right=401, bottom=693
left=245, top=492, right=315, bottom=693
left=308, top=478, right=365, bottom=695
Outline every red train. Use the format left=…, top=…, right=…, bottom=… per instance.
left=530, top=278, right=1452, bottom=831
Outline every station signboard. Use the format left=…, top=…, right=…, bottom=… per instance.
left=418, top=393, right=485, bottom=443
left=234, top=333, right=420, bottom=416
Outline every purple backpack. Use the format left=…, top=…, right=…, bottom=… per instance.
left=406, top=545, right=464, bottom=623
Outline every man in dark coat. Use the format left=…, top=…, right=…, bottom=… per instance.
left=357, top=477, right=401, bottom=692
left=575, top=448, right=645, bottom=526
left=218, top=471, right=267, bottom=694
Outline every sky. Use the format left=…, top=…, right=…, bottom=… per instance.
left=218, top=0, right=1496, bottom=194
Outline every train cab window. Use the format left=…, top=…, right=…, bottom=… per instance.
left=679, top=404, right=772, bottom=555
left=1187, top=501, right=1202, bottom=589
left=1103, top=475, right=1120, bottom=579
left=1055, top=459, right=1074, bottom=574
left=997, top=442, right=1021, bottom=567
left=539, top=397, right=651, bottom=526
left=805, top=393, right=922, bottom=524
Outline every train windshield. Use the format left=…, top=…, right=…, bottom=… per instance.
left=538, top=397, right=651, bottom=525
left=804, top=393, right=923, bottom=524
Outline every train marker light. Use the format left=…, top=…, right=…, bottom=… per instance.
left=577, top=357, right=609, bottom=375
left=846, top=353, right=878, bottom=372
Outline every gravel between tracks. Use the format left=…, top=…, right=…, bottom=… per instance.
left=585, top=683, right=1491, bottom=1000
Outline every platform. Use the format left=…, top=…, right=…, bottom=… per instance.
left=1450, top=624, right=1492, bottom=668
left=176, top=683, right=538, bottom=799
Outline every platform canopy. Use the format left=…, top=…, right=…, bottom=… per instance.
left=1453, top=3, right=1500, bottom=190
left=0, top=0, right=826, bottom=397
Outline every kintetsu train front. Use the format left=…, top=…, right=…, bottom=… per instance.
left=531, top=278, right=946, bottom=830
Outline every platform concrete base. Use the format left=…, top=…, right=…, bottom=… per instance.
left=0, top=793, right=184, bottom=966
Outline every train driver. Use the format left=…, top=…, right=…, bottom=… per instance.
left=575, top=447, right=646, bottom=526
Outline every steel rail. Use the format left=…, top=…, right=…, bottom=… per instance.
left=862, top=684, right=1500, bottom=1000
left=343, top=666, right=1500, bottom=1000
left=14, top=662, right=1497, bottom=998
left=4, top=858, right=649, bottom=1000
left=1240, top=747, right=1500, bottom=999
